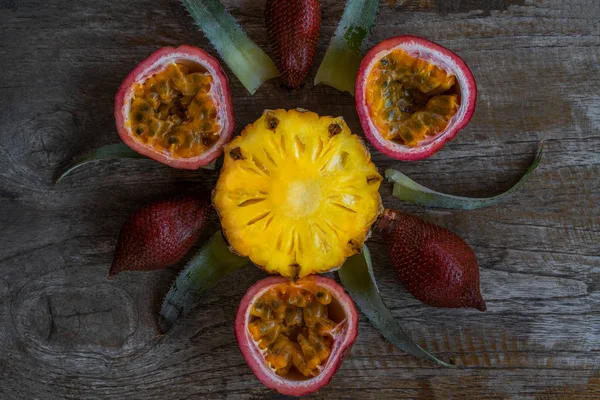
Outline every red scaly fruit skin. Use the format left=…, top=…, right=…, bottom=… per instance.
left=109, top=195, right=211, bottom=276
left=377, top=209, right=486, bottom=311
left=356, top=35, right=477, bottom=161
left=265, top=0, right=321, bottom=90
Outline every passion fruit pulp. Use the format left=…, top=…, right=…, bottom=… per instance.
left=129, top=63, right=220, bottom=158
left=356, top=35, right=477, bottom=161
left=115, top=45, right=234, bottom=169
left=365, top=49, right=460, bottom=146
left=236, top=276, right=358, bottom=396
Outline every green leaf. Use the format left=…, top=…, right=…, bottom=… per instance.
left=181, top=0, right=279, bottom=95
left=338, top=245, right=453, bottom=367
left=56, top=143, right=144, bottom=183
left=56, top=143, right=216, bottom=183
left=159, top=231, right=248, bottom=333
left=314, top=0, right=381, bottom=94
left=386, top=144, right=543, bottom=210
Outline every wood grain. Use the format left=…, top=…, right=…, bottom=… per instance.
left=1, top=0, right=599, bottom=398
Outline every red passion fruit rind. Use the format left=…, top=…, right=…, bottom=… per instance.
left=114, top=45, right=234, bottom=169
left=235, top=276, right=358, bottom=396
left=356, top=35, right=477, bottom=161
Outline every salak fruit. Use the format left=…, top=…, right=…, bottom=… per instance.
left=265, top=0, right=321, bottom=90
left=377, top=209, right=486, bottom=311
left=212, top=109, right=383, bottom=279
left=235, top=275, right=358, bottom=396
left=356, top=35, right=477, bottom=161
left=114, top=45, right=234, bottom=169
left=110, top=195, right=211, bottom=276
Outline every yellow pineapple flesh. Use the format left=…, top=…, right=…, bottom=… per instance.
left=213, top=109, right=383, bottom=279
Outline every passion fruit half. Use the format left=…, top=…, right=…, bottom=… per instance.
left=356, top=35, right=477, bottom=161
left=235, top=276, right=358, bottom=396
left=115, top=45, right=234, bottom=169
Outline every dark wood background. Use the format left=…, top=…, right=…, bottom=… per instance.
left=1, top=0, right=599, bottom=398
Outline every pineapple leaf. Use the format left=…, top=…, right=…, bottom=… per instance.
left=180, top=0, right=279, bottom=95
left=159, top=231, right=248, bottom=334
left=338, top=245, right=454, bottom=367
left=386, top=144, right=543, bottom=210
left=314, top=0, right=381, bottom=94
left=56, top=143, right=216, bottom=183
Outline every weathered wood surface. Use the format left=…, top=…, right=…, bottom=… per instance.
left=1, top=0, right=599, bottom=398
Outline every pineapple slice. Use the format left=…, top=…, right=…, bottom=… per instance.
left=213, top=109, right=383, bottom=279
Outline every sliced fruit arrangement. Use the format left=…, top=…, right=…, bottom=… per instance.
left=213, top=109, right=383, bottom=279
left=356, top=35, right=477, bottom=160
left=265, top=0, right=321, bottom=90
left=65, top=0, right=546, bottom=391
left=110, top=195, right=211, bottom=276
left=235, top=275, right=358, bottom=396
left=378, top=209, right=486, bottom=311
left=50, top=0, right=542, bottom=396
left=115, top=45, right=234, bottom=169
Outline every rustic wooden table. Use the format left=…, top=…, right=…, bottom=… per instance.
left=1, top=0, right=599, bottom=398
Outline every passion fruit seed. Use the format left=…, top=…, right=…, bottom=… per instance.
left=248, top=280, right=341, bottom=378
left=129, top=63, right=220, bottom=158
left=366, top=49, right=460, bottom=147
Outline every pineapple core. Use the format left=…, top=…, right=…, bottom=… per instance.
left=213, top=109, right=383, bottom=278
left=366, top=49, right=460, bottom=147
left=248, top=279, right=342, bottom=378
left=129, top=62, right=220, bottom=158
